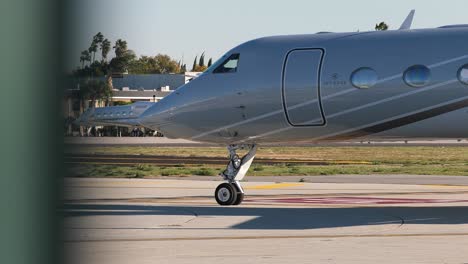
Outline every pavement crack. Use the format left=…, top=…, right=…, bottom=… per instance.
left=178, top=208, right=199, bottom=225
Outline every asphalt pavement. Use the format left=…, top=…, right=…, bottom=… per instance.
left=64, top=176, right=468, bottom=264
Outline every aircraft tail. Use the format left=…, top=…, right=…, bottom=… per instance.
left=399, top=10, right=415, bottom=30
left=76, top=101, right=154, bottom=127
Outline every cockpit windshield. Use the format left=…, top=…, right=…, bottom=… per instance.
left=212, top=53, right=240, bottom=74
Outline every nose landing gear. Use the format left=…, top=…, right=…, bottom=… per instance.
left=214, top=144, right=257, bottom=206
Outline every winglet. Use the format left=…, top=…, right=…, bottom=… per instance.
left=399, top=10, right=415, bottom=30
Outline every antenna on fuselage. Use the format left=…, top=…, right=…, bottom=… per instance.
left=399, top=9, right=416, bottom=30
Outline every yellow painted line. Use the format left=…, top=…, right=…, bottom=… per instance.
left=424, top=184, right=468, bottom=189
left=246, top=183, right=304, bottom=190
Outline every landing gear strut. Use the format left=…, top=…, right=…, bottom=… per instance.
left=214, top=144, right=257, bottom=206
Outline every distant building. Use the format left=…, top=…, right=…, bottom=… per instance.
left=112, top=90, right=172, bottom=103
left=109, top=72, right=202, bottom=91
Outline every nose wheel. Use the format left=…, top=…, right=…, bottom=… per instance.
left=215, top=183, right=244, bottom=206
left=214, top=144, right=257, bottom=206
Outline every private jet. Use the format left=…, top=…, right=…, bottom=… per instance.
left=78, top=11, right=468, bottom=205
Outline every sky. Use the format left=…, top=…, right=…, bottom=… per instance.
left=65, top=0, right=468, bottom=71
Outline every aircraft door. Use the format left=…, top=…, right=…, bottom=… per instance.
left=282, top=49, right=325, bottom=126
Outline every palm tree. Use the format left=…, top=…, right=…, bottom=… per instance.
left=80, top=50, right=91, bottom=68
left=101, top=38, right=111, bottom=63
left=107, top=39, right=135, bottom=93
left=375, top=22, right=389, bottom=31
left=88, top=42, right=98, bottom=63
left=94, top=32, right=104, bottom=44
left=113, top=39, right=128, bottom=57
left=90, top=32, right=104, bottom=62
left=79, top=52, right=86, bottom=69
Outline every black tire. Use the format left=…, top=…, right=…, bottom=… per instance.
left=215, top=183, right=238, bottom=206
left=230, top=182, right=244, bottom=206
left=232, top=192, right=244, bottom=205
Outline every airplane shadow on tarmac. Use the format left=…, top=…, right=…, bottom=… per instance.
left=64, top=204, right=468, bottom=230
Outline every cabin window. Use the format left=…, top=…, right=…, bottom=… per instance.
left=458, top=65, right=468, bottom=85
left=351, top=67, right=378, bottom=89
left=213, top=53, right=240, bottom=74
left=404, top=65, right=431, bottom=88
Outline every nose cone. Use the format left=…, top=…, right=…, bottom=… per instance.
left=139, top=72, right=243, bottom=142
left=139, top=77, right=219, bottom=140
left=139, top=85, right=200, bottom=139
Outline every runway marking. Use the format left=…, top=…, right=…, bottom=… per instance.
left=246, top=183, right=304, bottom=190
left=246, top=196, right=468, bottom=205
left=424, top=184, right=468, bottom=189
left=64, top=232, right=468, bottom=243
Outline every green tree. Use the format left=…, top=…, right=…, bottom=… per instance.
left=80, top=50, right=91, bottom=68
left=154, top=54, right=179, bottom=73
left=192, top=56, right=197, bottom=71
left=199, top=52, right=205, bottom=67
left=109, top=39, right=135, bottom=73
left=207, top=58, right=212, bottom=67
left=107, top=39, right=136, bottom=90
left=375, top=22, right=389, bottom=31
left=88, top=42, right=98, bottom=63
left=90, top=32, right=104, bottom=62
left=128, top=54, right=180, bottom=74
left=113, top=39, right=128, bottom=57
left=94, top=32, right=104, bottom=44
left=79, top=79, right=112, bottom=108
left=101, top=38, right=111, bottom=63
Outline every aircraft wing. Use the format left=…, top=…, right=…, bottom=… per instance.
left=76, top=101, right=154, bottom=127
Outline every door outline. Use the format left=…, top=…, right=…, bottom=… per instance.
left=281, top=48, right=326, bottom=127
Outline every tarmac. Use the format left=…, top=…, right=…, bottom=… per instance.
left=64, top=176, right=468, bottom=264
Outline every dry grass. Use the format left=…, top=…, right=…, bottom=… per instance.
left=66, top=145, right=468, bottom=177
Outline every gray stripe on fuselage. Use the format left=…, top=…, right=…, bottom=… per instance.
left=312, top=95, right=468, bottom=142
left=245, top=79, right=458, bottom=141
left=323, top=98, right=468, bottom=141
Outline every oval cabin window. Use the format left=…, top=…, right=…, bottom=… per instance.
left=458, top=65, right=468, bottom=85
left=404, top=65, right=431, bottom=88
left=351, top=68, right=378, bottom=89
